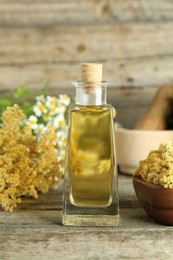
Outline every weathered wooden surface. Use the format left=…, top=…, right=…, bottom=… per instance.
left=1, top=175, right=173, bottom=260
left=1, top=0, right=173, bottom=25
left=0, top=0, right=173, bottom=89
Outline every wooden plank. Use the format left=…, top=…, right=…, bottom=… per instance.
left=0, top=23, right=173, bottom=64
left=0, top=2, right=172, bottom=91
left=0, top=22, right=172, bottom=90
left=0, top=57, right=172, bottom=90
left=1, top=224, right=173, bottom=260
left=0, top=0, right=173, bottom=26
left=1, top=175, right=173, bottom=260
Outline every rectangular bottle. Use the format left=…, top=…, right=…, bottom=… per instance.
left=62, top=64, right=119, bottom=226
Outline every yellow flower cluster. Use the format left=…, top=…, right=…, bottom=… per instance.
left=134, top=141, right=173, bottom=188
left=0, top=105, right=63, bottom=211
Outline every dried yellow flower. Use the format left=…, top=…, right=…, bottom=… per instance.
left=0, top=105, right=63, bottom=211
left=134, top=141, right=173, bottom=189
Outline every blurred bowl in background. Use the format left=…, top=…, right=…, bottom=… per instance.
left=115, top=128, right=173, bottom=174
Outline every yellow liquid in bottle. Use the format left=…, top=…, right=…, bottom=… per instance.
left=68, top=104, right=115, bottom=208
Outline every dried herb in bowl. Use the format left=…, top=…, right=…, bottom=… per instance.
left=134, top=141, right=173, bottom=188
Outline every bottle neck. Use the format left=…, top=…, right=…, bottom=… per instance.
left=72, top=81, right=110, bottom=106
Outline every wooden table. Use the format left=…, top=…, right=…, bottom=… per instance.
left=1, top=174, right=173, bottom=260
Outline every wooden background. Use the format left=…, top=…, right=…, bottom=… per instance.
left=0, top=0, right=173, bottom=90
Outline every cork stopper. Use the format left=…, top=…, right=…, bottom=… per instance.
left=80, top=63, right=102, bottom=83
left=80, top=63, right=102, bottom=94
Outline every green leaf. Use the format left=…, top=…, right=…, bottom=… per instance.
left=14, top=85, right=31, bottom=98
left=0, top=99, right=12, bottom=108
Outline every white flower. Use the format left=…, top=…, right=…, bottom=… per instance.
left=33, top=102, right=47, bottom=117
left=45, top=96, right=67, bottom=115
left=55, top=103, right=66, bottom=114
left=27, top=115, right=38, bottom=130
left=58, top=95, right=70, bottom=106
left=53, top=115, right=66, bottom=129
left=57, top=139, right=66, bottom=149
left=43, top=112, right=51, bottom=122
left=56, top=131, right=67, bottom=147
left=57, top=149, right=66, bottom=160
left=56, top=131, right=67, bottom=139
left=34, top=124, right=47, bottom=135
left=45, top=96, right=57, bottom=108
left=48, top=105, right=66, bottom=116
left=36, top=95, right=45, bottom=103
left=49, top=106, right=59, bottom=116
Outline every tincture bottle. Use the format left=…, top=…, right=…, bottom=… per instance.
left=62, top=63, right=119, bottom=226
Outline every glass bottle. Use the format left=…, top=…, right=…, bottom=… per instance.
left=62, top=64, right=119, bottom=226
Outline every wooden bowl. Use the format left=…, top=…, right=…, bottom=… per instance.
left=133, top=176, right=173, bottom=225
